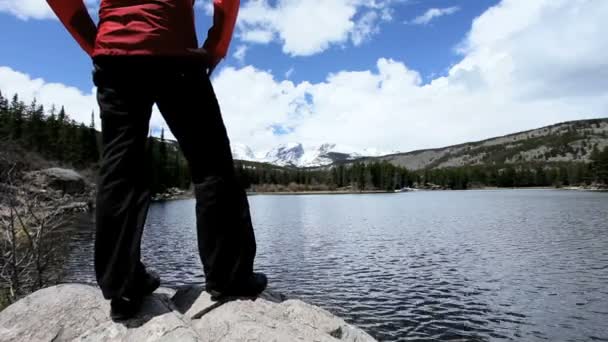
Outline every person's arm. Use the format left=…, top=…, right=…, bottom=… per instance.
left=47, top=0, right=97, bottom=56
left=203, top=0, right=240, bottom=73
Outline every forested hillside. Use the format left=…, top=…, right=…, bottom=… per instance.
left=365, top=119, right=608, bottom=170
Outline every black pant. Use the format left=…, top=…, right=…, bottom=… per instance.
left=92, top=56, right=256, bottom=300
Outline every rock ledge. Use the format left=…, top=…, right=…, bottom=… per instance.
left=0, top=284, right=376, bottom=342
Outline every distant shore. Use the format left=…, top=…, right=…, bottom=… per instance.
left=151, top=185, right=607, bottom=201
left=247, top=190, right=392, bottom=196
left=247, top=186, right=608, bottom=195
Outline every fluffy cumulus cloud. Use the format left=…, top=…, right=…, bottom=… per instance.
left=236, top=0, right=398, bottom=56
left=212, top=66, right=313, bottom=148
left=212, top=0, right=608, bottom=152
left=409, top=6, right=460, bottom=25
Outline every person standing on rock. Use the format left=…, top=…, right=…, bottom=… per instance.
left=46, top=0, right=267, bottom=320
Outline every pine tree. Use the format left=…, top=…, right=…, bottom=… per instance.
left=0, top=90, right=9, bottom=137
left=0, top=90, right=7, bottom=113
left=146, top=131, right=160, bottom=194
left=56, top=106, right=69, bottom=160
left=158, top=128, right=169, bottom=192
left=67, top=120, right=82, bottom=164
left=76, top=112, right=100, bottom=167
left=58, top=106, right=66, bottom=123
left=9, top=94, right=25, bottom=140
left=46, top=105, right=60, bottom=158
left=591, top=146, right=608, bottom=184
left=86, top=111, right=99, bottom=165
left=25, top=100, right=45, bottom=151
left=363, top=167, right=373, bottom=190
left=89, top=111, right=95, bottom=129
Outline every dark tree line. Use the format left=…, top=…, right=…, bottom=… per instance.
left=147, top=128, right=191, bottom=194
left=235, top=161, right=416, bottom=191
left=235, top=157, right=608, bottom=192
left=0, top=91, right=99, bottom=168
left=590, top=145, right=608, bottom=184
left=0, top=90, right=191, bottom=194
left=419, top=162, right=600, bottom=190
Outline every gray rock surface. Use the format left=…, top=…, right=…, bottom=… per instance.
left=24, top=168, right=87, bottom=195
left=0, top=284, right=376, bottom=342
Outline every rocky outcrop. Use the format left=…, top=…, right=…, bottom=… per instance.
left=1, top=167, right=93, bottom=221
left=24, top=168, right=87, bottom=195
left=0, top=284, right=376, bottom=342
left=152, top=187, right=193, bottom=202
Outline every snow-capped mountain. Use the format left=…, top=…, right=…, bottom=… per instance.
left=231, top=143, right=257, bottom=162
left=231, top=142, right=398, bottom=167
left=263, top=143, right=305, bottom=166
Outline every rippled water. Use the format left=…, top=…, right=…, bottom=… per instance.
left=63, top=190, right=608, bottom=341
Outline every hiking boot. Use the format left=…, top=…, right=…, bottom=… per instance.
left=110, top=271, right=161, bottom=321
left=137, top=270, right=161, bottom=296
left=207, top=272, right=268, bottom=301
left=110, top=295, right=143, bottom=321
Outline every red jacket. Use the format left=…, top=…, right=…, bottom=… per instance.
left=47, top=0, right=239, bottom=64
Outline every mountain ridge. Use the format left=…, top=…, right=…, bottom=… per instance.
left=231, top=142, right=397, bottom=168
left=353, top=118, right=608, bottom=171
left=232, top=118, right=608, bottom=171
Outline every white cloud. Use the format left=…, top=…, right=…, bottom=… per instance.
left=210, top=0, right=608, bottom=152
left=0, top=67, right=170, bottom=136
left=351, top=11, right=380, bottom=46
left=285, top=68, right=295, bottom=79
left=0, top=0, right=99, bottom=20
left=410, top=6, right=460, bottom=25
left=240, top=29, right=275, bottom=44
left=237, top=0, right=398, bottom=56
left=0, top=0, right=55, bottom=20
left=233, top=45, right=248, bottom=63
left=212, top=66, right=312, bottom=148
left=0, top=66, right=97, bottom=124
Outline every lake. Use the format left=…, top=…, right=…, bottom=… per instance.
left=63, top=189, right=608, bottom=341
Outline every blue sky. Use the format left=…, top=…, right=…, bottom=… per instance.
left=0, top=1, right=497, bottom=91
left=0, top=0, right=606, bottom=153
left=230, top=1, right=499, bottom=85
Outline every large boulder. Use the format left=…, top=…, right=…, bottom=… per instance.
left=24, top=168, right=87, bottom=195
left=0, top=284, right=377, bottom=342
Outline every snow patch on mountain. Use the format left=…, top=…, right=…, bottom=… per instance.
left=231, top=143, right=257, bottom=162
left=231, top=142, right=398, bottom=167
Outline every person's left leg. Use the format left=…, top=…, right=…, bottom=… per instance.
left=154, top=60, right=265, bottom=297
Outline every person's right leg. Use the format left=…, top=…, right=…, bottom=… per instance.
left=93, top=58, right=159, bottom=316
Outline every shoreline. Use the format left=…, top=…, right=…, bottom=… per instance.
left=249, top=186, right=608, bottom=195
left=247, top=190, right=392, bottom=196
left=151, top=186, right=608, bottom=201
